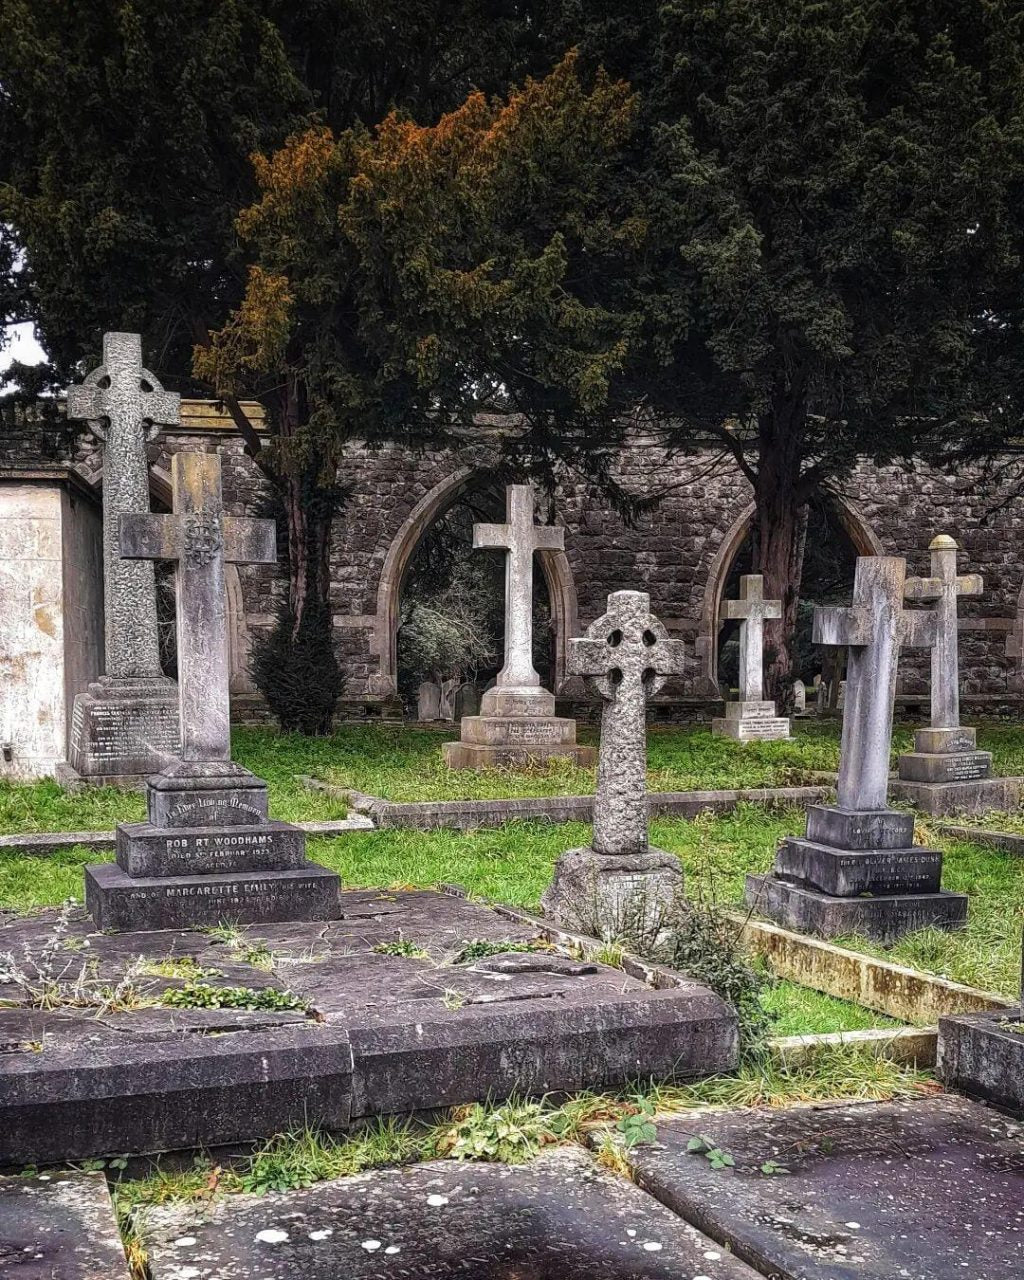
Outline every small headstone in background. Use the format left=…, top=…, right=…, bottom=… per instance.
left=746, top=555, right=967, bottom=943
left=712, top=575, right=790, bottom=741
left=892, top=534, right=1021, bottom=813
left=792, top=679, right=807, bottom=713
left=417, top=681, right=441, bottom=721
left=454, top=682, right=481, bottom=720
left=542, top=590, right=687, bottom=946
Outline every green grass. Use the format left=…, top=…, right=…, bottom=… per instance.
left=763, top=979, right=902, bottom=1035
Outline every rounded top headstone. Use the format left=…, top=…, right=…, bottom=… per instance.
left=929, top=534, right=958, bottom=550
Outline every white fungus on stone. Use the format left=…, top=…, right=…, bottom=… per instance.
left=361, top=1239, right=382, bottom=1252
left=427, top=1194, right=449, bottom=1207
left=172, top=1237, right=198, bottom=1247
left=255, top=1229, right=289, bottom=1244
left=308, top=1229, right=333, bottom=1241
left=642, top=1241, right=663, bottom=1252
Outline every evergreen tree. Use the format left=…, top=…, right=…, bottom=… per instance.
left=564, top=0, right=1024, bottom=699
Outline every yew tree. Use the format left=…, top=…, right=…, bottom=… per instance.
left=195, top=53, right=638, bottom=725
left=570, top=0, right=1024, bottom=699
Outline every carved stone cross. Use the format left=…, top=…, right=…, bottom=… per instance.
left=904, top=535, right=982, bottom=730
left=570, top=591, right=687, bottom=856
left=721, top=574, right=781, bottom=702
left=814, top=557, right=936, bottom=812
left=67, top=332, right=180, bottom=680
left=474, top=485, right=563, bottom=692
left=119, top=452, right=275, bottom=762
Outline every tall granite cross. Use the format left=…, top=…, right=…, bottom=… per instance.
left=67, top=333, right=180, bottom=679
left=474, top=485, right=563, bottom=692
left=721, top=574, right=781, bottom=701
left=814, top=557, right=936, bottom=812
left=569, top=591, right=687, bottom=855
left=904, top=535, right=982, bottom=730
left=119, top=452, right=275, bottom=761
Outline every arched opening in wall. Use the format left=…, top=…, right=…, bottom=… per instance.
left=716, top=495, right=862, bottom=698
left=394, top=484, right=560, bottom=718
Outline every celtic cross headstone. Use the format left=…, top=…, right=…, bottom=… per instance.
left=63, top=332, right=182, bottom=784
left=542, top=591, right=687, bottom=943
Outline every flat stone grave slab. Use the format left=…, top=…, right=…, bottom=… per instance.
left=938, top=1007, right=1024, bottom=1115
left=0, top=1170, right=130, bottom=1278
left=627, top=1094, right=1024, bottom=1280
left=145, top=1146, right=762, bottom=1280
left=0, top=889, right=736, bottom=1164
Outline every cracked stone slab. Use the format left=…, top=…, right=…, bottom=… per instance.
left=0, top=1170, right=130, bottom=1278
left=0, top=890, right=736, bottom=1162
left=626, top=1094, right=1024, bottom=1280
left=144, top=1146, right=762, bottom=1280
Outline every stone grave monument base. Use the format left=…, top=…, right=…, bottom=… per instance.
left=890, top=726, right=1023, bottom=815
left=541, top=846, right=683, bottom=945
left=443, top=687, right=594, bottom=770
left=84, top=760, right=340, bottom=931
left=745, top=804, right=968, bottom=943
left=0, top=888, right=738, bottom=1165
left=711, top=699, right=791, bottom=742
left=59, top=674, right=181, bottom=788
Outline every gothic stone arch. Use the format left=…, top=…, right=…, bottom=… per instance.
left=368, top=468, right=580, bottom=697
left=695, top=494, right=882, bottom=690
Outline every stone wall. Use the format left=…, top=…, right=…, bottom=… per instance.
left=3, top=404, right=1024, bottom=719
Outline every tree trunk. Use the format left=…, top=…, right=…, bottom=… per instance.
left=276, top=374, right=334, bottom=633
left=750, top=394, right=809, bottom=709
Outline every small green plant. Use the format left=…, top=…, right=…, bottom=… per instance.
left=686, top=1134, right=735, bottom=1169
left=238, top=942, right=276, bottom=970
left=372, top=936, right=428, bottom=958
left=592, top=942, right=625, bottom=969
left=441, top=988, right=467, bottom=1010
left=436, top=1099, right=566, bottom=1163
left=616, top=1097, right=657, bottom=1148
left=760, top=1159, right=789, bottom=1175
left=202, top=923, right=244, bottom=946
left=161, top=982, right=308, bottom=1013
left=452, top=938, right=552, bottom=964
left=654, top=902, right=775, bottom=1054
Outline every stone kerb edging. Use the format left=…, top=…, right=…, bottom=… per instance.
left=730, top=913, right=1013, bottom=1023
left=936, top=823, right=1024, bottom=855
left=300, top=778, right=830, bottom=830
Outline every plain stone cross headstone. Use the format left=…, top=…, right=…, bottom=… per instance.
left=814, top=556, right=936, bottom=812
left=67, top=332, right=180, bottom=679
left=904, top=534, right=982, bottom=731
left=473, top=484, right=563, bottom=695
left=721, top=574, right=781, bottom=702
left=119, top=451, right=276, bottom=761
left=417, top=681, right=441, bottom=721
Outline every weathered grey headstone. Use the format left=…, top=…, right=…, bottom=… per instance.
left=747, top=556, right=968, bottom=942
left=542, top=591, right=687, bottom=944
left=712, top=575, right=790, bottom=741
left=454, top=681, right=481, bottom=720
left=892, top=535, right=1020, bottom=814
left=792, top=679, right=807, bottom=713
left=83, top=451, right=339, bottom=930
left=444, top=484, right=593, bottom=769
left=63, top=332, right=181, bottom=784
left=416, top=680, right=441, bottom=721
